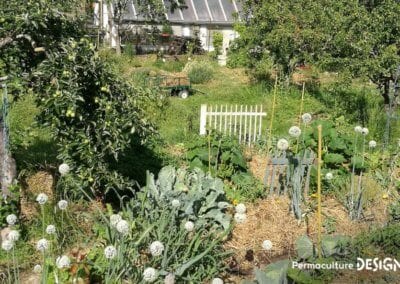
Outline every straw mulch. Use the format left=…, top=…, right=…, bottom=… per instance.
left=20, top=171, right=54, bottom=221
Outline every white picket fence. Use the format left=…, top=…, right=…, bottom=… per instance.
left=199, top=104, right=267, bottom=146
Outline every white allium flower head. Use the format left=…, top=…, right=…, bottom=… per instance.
left=116, top=220, right=129, bottom=235
left=164, top=273, right=175, bottom=284
left=36, top=193, right=48, bottom=205
left=57, top=200, right=68, bottom=210
left=58, top=163, right=70, bottom=176
left=110, top=214, right=122, bottom=228
left=56, top=255, right=71, bottom=269
left=362, top=128, right=369, bottom=135
left=184, top=221, right=195, bottom=232
left=1, top=240, right=13, bottom=251
left=149, top=241, right=164, bottom=257
left=33, top=264, right=42, bottom=273
left=6, top=214, right=17, bottom=225
left=104, top=245, right=117, bottom=259
left=354, top=126, right=363, bottom=133
left=46, top=225, right=56, bottom=235
left=325, top=172, right=333, bottom=181
left=234, top=213, right=247, bottom=224
left=301, top=113, right=312, bottom=124
left=36, top=239, right=49, bottom=252
left=235, top=203, right=246, bottom=214
left=7, top=230, right=20, bottom=242
left=368, top=140, right=377, bottom=148
left=277, top=139, right=289, bottom=151
left=143, top=267, right=158, bottom=283
left=262, top=240, right=273, bottom=250
left=288, top=126, right=302, bottom=138
left=211, top=278, right=224, bottom=284
left=171, top=199, right=180, bottom=208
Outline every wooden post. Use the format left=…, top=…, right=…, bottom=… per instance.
left=317, top=125, right=322, bottom=258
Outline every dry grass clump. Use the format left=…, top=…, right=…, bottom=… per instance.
left=20, top=171, right=54, bottom=221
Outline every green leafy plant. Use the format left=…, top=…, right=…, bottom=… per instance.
left=33, top=39, right=155, bottom=198
left=87, top=166, right=231, bottom=282
left=185, top=61, right=214, bottom=84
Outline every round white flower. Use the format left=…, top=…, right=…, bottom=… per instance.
left=104, top=245, right=117, bottom=259
left=288, top=126, right=302, bottom=138
left=56, top=255, right=71, bottom=269
left=116, top=220, right=129, bottom=235
left=7, top=230, right=20, bottom=242
left=36, top=193, right=48, bottom=205
left=301, top=113, right=312, bottom=124
left=171, top=199, right=180, bottom=208
left=149, top=241, right=164, bottom=257
left=110, top=214, right=122, bottom=228
left=6, top=214, right=17, bottom=225
left=184, top=221, right=195, bottom=232
left=262, top=240, right=273, bottom=250
left=354, top=126, right=363, bottom=133
left=277, top=139, right=289, bottom=151
left=58, top=163, right=70, bottom=176
left=362, top=128, right=369, bottom=135
left=235, top=203, right=246, bottom=214
left=143, top=267, right=158, bottom=283
left=1, top=240, right=13, bottom=251
left=36, top=239, right=49, bottom=252
left=234, top=213, right=247, bottom=224
left=46, top=225, right=56, bottom=235
left=368, top=140, right=377, bottom=148
left=325, top=172, right=333, bottom=180
left=33, top=264, right=42, bottom=273
left=211, top=278, right=224, bottom=284
left=57, top=200, right=68, bottom=210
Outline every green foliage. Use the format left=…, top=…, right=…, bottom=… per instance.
left=0, top=0, right=84, bottom=94
left=0, top=184, right=20, bottom=227
left=352, top=223, right=400, bottom=259
left=234, top=0, right=400, bottom=97
left=34, top=39, right=155, bottom=198
left=186, top=61, right=214, bottom=84
left=88, top=166, right=231, bottom=282
left=186, top=133, right=246, bottom=179
left=389, top=200, right=400, bottom=222
left=211, top=32, right=223, bottom=58
left=296, top=235, right=314, bottom=259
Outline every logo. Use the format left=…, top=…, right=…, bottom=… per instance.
left=357, top=258, right=400, bottom=272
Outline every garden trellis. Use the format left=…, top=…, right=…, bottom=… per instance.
left=199, top=104, right=267, bottom=146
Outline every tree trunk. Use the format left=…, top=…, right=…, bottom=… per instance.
left=107, top=3, right=114, bottom=48
left=382, top=80, right=390, bottom=106
left=0, top=118, right=15, bottom=198
left=115, top=24, right=121, bottom=55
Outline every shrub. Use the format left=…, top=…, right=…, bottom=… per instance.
left=34, top=39, right=156, bottom=198
left=185, top=61, right=214, bottom=84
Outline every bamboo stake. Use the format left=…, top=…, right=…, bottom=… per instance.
left=317, top=125, right=322, bottom=259
left=264, top=77, right=278, bottom=187
left=208, top=130, right=211, bottom=173
left=296, top=83, right=305, bottom=153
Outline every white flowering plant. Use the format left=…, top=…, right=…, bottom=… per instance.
left=87, top=166, right=230, bottom=283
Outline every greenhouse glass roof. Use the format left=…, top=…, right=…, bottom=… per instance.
left=119, top=0, right=241, bottom=25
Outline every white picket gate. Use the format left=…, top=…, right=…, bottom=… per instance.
left=199, top=104, right=267, bottom=146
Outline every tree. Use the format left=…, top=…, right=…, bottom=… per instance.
left=0, top=0, right=157, bottom=199
left=234, top=0, right=400, bottom=105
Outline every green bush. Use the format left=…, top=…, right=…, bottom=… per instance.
left=34, top=39, right=156, bottom=198
left=185, top=61, right=214, bottom=84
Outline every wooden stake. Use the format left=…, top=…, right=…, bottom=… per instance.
left=317, top=124, right=322, bottom=258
